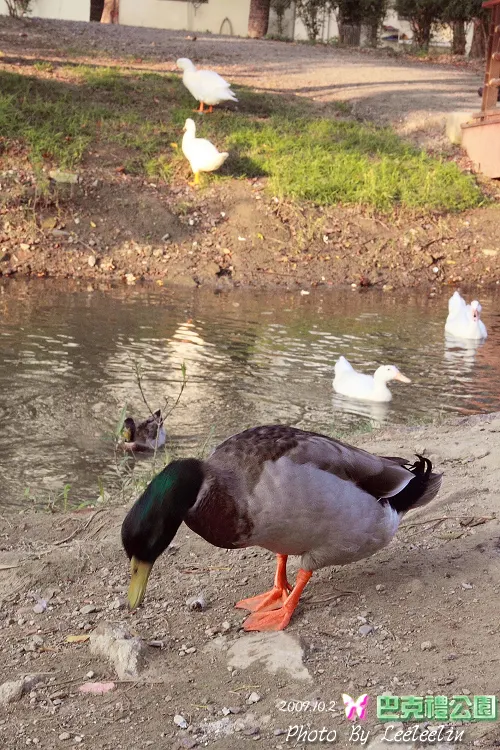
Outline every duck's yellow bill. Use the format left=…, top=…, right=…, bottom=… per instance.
left=128, top=557, right=153, bottom=609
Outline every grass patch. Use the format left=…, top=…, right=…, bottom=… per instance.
left=0, top=63, right=483, bottom=212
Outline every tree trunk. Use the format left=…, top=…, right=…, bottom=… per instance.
left=339, top=22, right=361, bottom=46
left=451, top=20, right=466, bottom=55
left=248, top=0, right=271, bottom=38
left=101, top=0, right=119, bottom=24
left=411, top=19, right=432, bottom=50
left=469, top=18, right=487, bottom=59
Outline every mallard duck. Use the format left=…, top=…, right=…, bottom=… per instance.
left=121, top=410, right=166, bottom=452
left=333, top=356, right=411, bottom=403
left=122, top=424, right=442, bottom=632
left=182, top=118, right=229, bottom=185
left=176, top=57, right=238, bottom=113
left=445, top=291, right=487, bottom=340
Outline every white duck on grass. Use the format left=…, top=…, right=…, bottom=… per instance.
left=176, top=57, right=238, bottom=114
left=182, top=118, right=229, bottom=185
left=333, top=356, right=411, bottom=403
left=445, top=291, right=487, bottom=340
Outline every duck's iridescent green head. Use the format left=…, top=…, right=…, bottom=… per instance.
left=121, top=458, right=204, bottom=608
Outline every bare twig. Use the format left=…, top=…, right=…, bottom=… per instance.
left=53, top=509, right=107, bottom=546
left=401, top=514, right=495, bottom=530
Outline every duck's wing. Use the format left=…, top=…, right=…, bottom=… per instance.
left=209, top=425, right=426, bottom=502
left=198, top=70, right=238, bottom=102
left=136, top=410, right=163, bottom=442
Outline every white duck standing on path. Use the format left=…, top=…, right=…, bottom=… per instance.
left=176, top=57, right=238, bottom=113
left=333, top=356, right=411, bottom=403
left=445, top=291, right=487, bottom=340
left=182, top=118, right=229, bottom=185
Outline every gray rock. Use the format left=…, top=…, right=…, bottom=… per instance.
left=89, top=622, right=146, bottom=680
left=80, top=604, right=97, bottom=615
left=359, top=624, right=374, bottom=636
left=227, top=632, right=311, bottom=681
left=0, top=680, right=24, bottom=705
left=49, top=170, right=80, bottom=184
left=174, top=714, right=188, bottom=729
left=0, top=674, right=44, bottom=705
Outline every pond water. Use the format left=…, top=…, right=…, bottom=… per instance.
left=1, top=279, right=499, bottom=509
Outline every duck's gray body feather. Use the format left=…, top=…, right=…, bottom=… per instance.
left=185, top=425, right=442, bottom=572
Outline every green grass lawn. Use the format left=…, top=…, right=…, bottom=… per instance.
left=0, top=63, right=483, bottom=212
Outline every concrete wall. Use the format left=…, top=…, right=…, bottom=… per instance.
left=119, top=0, right=251, bottom=37
left=0, top=0, right=90, bottom=21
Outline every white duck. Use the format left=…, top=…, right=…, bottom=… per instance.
left=445, top=291, right=487, bottom=340
left=176, top=57, right=238, bottom=113
left=182, top=118, right=229, bottom=185
left=333, top=356, right=411, bottom=403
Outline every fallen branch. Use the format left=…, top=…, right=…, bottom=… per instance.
left=53, top=509, right=107, bottom=546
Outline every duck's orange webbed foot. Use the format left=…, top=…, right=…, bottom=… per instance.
left=242, top=569, right=313, bottom=632
left=235, top=554, right=292, bottom=613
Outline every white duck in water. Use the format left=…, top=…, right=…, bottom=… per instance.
left=182, top=118, right=229, bottom=185
left=333, top=356, right=411, bottom=403
left=445, top=291, right=487, bottom=340
left=176, top=57, right=238, bottom=113
left=122, top=424, right=442, bottom=631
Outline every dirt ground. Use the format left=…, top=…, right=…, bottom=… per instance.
left=0, top=17, right=499, bottom=290
left=1, top=413, right=499, bottom=749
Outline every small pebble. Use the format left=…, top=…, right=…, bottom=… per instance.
left=59, top=733, right=70, bottom=741
left=247, top=691, right=261, bottom=705
left=359, top=624, right=374, bottom=636
left=420, top=641, right=434, bottom=651
left=33, top=603, right=45, bottom=615
left=186, top=594, right=206, bottom=611
left=80, top=605, right=97, bottom=615
left=174, top=714, right=188, bottom=729
left=375, top=584, right=385, bottom=592
left=461, top=582, right=473, bottom=590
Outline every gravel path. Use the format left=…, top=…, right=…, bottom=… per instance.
left=0, top=17, right=483, bottom=127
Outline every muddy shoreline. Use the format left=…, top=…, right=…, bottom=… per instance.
left=2, top=175, right=500, bottom=291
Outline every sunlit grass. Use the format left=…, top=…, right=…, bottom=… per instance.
left=0, top=64, right=484, bottom=212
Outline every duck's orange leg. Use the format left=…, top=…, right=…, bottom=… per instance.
left=195, top=101, right=205, bottom=113
left=207, top=105, right=213, bottom=113
left=235, top=554, right=292, bottom=613
left=243, top=569, right=313, bottom=632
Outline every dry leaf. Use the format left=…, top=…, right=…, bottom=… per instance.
left=66, top=634, right=90, bottom=643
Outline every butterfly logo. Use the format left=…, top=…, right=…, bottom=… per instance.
left=342, top=693, right=369, bottom=721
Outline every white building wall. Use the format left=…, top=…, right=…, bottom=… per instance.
left=0, top=0, right=90, bottom=21
left=119, top=0, right=251, bottom=37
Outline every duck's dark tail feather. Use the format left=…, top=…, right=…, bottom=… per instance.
left=385, top=455, right=443, bottom=515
